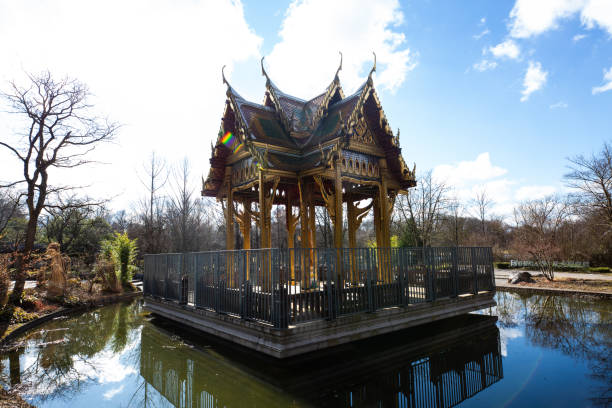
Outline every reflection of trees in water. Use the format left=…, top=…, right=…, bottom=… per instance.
left=0, top=300, right=144, bottom=403
left=488, top=291, right=527, bottom=328
left=526, top=294, right=611, bottom=407
left=495, top=292, right=611, bottom=407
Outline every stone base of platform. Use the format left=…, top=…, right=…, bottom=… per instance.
left=145, top=292, right=496, bottom=358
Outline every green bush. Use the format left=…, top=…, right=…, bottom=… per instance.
left=588, top=267, right=610, bottom=273
left=100, top=232, right=138, bottom=285
left=496, top=262, right=511, bottom=269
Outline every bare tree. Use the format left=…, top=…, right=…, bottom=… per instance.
left=0, top=189, right=20, bottom=240
left=0, top=71, right=118, bottom=303
left=446, top=197, right=465, bottom=247
left=512, top=196, right=568, bottom=281
left=471, top=187, right=493, bottom=242
left=165, top=158, right=222, bottom=252
left=137, top=152, right=168, bottom=254
left=565, top=142, right=612, bottom=231
left=395, top=170, right=449, bottom=247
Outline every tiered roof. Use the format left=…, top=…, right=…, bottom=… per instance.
left=202, top=54, right=416, bottom=198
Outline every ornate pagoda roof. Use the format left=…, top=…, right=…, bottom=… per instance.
left=202, top=54, right=416, bottom=198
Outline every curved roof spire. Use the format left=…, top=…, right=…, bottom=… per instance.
left=335, top=51, right=343, bottom=79
left=261, top=56, right=271, bottom=84
left=222, top=65, right=229, bottom=86
left=369, top=52, right=377, bottom=77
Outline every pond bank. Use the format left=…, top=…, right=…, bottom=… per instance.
left=0, top=290, right=142, bottom=346
left=495, top=269, right=612, bottom=298
left=496, top=282, right=612, bottom=298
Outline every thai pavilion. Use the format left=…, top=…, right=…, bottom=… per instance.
left=202, top=54, right=416, bottom=256
left=144, top=54, right=495, bottom=358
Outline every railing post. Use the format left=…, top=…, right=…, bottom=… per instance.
left=215, top=252, right=221, bottom=313
left=240, top=250, right=246, bottom=319
left=366, top=248, right=374, bottom=312
left=397, top=248, right=406, bottom=307
left=452, top=247, right=459, bottom=298
left=143, top=255, right=148, bottom=297
left=164, top=254, right=169, bottom=300
left=488, top=247, right=496, bottom=291
left=427, top=248, right=436, bottom=301
left=472, top=247, right=479, bottom=295
left=272, top=249, right=277, bottom=327
left=194, top=254, right=198, bottom=307
left=325, top=249, right=337, bottom=320
left=272, top=249, right=289, bottom=329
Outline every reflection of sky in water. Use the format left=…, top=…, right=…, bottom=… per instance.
left=8, top=329, right=143, bottom=406
left=498, top=326, right=522, bottom=357
left=1, top=294, right=610, bottom=408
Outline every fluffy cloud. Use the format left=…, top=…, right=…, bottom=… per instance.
left=521, top=61, right=548, bottom=102
left=508, top=0, right=612, bottom=38
left=509, top=0, right=586, bottom=38
left=103, top=385, right=125, bottom=400
left=473, top=59, right=498, bottom=72
left=265, top=0, right=416, bottom=98
left=433, top=153, right=515, bottom=217
left=433, top=153, right=507, bottom=188
left=0, top=0, right=262, bottom=209
left=515, top=185, right=558, bottom=201
left=592, top=66, right=612, bottom=94
left=489, top=39, right=521, bottom=59
left=432, top=153, right=560, bottom=218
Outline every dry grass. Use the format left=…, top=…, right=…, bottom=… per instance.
left=513, top=276, right=612, bottom=293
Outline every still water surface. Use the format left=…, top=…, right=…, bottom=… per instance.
left=0, top=292, right=610, bottom=407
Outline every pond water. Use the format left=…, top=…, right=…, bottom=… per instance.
left=0, top=292, right=610, bottom=407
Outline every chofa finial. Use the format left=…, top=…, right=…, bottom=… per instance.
left=261, top=56, right=270, bottom=81
left=335, top=51, right=343, bottom=79
left=222, top=65, right=229, bottom=86
left=369, top=52, right=377, bottom=77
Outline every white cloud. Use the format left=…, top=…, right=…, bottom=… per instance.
left=432, top=153, right=560, bottom=218
left=265, top=0, right=416, bottom=97
left=103, top=385, right=125, bottom=400
left=592, top=66, right=612, bottom=94
left=572, top=33, right=587, bottom=42
left=515, top=185, right=558, bottom=201
left=489, top=39, right=521, bottom=59
left=0, top=0, right=262, bottom=210
left=473, top=29, right=490, bottom=40
left=508, top=0, right=612, bottom=38
left=499, top=326, right=523, bottom=357
left=473, top=59, right=498, bottom=72
left=480, top=17, right=487, bottom=25
left=433, top=153, right=507, bottom=188
left=580, top=0, right=612, bottom=36
left=549, top=101, right=568, bottom=109
left=521, top=61, right=548, bottom=102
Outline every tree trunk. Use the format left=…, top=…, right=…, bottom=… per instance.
left=9, top=216, right=37, bottom=304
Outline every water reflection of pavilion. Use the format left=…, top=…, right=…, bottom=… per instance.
left=139, top=314, right=503, bottom=407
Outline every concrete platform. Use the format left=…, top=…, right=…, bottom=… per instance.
left=145, top=291, right=496, bottom=358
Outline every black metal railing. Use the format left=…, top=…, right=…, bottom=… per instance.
left=143, top=247, right=495, bottom=329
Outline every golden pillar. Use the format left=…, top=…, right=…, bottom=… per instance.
left=334, top=157, right=343, bottom=250
left=258, top=170, right=272, bottom=249
left=378, top=159, right=391, bottom=282
left=285, top=193, right=299, bottom=281
left=224, top=166, right=235, bottom=285
left=234, top=199, right=251, bottom=279
left=347, top=198, right=372, bottom=282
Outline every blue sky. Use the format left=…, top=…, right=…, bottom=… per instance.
left=0, top=0, right=611, bottom=216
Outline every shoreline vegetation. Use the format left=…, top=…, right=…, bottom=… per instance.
left=0, top=233, right=141, bottom=345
